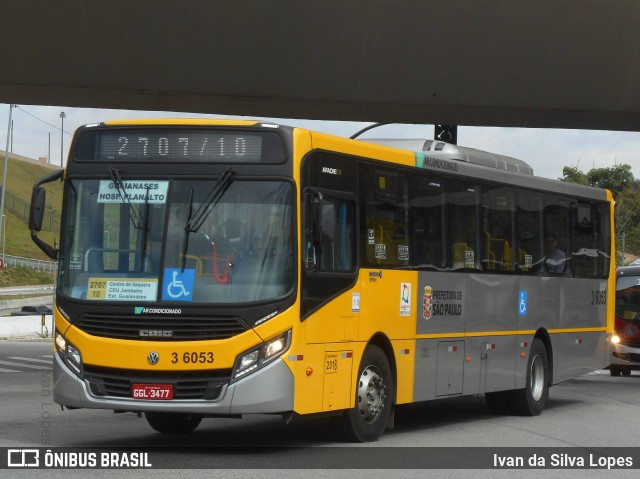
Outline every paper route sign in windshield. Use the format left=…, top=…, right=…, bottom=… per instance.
left=98, top=180, right=169, bottom=204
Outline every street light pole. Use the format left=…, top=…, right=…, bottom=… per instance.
left=59, top=111, right=66, bottom=166
left=0, top=104, right=15, bottom=265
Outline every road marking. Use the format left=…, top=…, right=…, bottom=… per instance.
left=0, top=360, right=51, bottom=370
left=0, top=367, right=20, bottom=373
left=9, top=356, right=52, bottom=364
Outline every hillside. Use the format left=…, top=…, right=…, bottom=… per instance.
left=0, top=265, right=54, bottom=287
left=0, top=153, right=63, bottom=260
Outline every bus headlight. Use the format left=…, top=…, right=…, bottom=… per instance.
left=612, top=335, right=620, bottom=344
left=231, top=330, right=291, bottom=383
left=55, top=331, right=83, bottom=377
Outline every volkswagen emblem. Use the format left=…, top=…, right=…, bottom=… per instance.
left=147, top=352, right=160, bottom=365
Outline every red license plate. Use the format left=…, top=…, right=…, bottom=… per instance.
left=131, top=383, right=174, bottom=400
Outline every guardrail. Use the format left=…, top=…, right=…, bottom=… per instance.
left=0, top=254, right=57, bottom=272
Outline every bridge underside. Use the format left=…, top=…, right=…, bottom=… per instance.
left=2, top=1, right=640, bottom=131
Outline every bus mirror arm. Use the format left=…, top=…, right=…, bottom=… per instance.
left=31, top=230, right=57, bottom=260
left=29, top=169, right=63, bottom=260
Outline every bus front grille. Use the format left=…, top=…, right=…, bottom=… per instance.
left=76, top=313, right=249, bottom=341
left=84, top=366, right=231, bottom=400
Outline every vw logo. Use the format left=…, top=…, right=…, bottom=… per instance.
left=147, top=352, right=160, bottom=365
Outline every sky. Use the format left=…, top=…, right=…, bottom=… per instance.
left=3, top=103, right=640, bottom=181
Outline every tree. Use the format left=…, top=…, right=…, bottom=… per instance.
left=562, top=163, right=639, bottom=262
left=563, top=163, right=634, bottom=198
left=613, top=180, right=640, bottom=237
left=586, top=164, right=634, bottom=197
left=561, top=166, right=589, bottom=185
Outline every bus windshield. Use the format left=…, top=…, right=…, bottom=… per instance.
left=58, top=177, right=294, bottom=304
left=616, top=274, right=640, bottom=322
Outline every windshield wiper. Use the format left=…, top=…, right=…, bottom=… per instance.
left=108, top=166, right=145, bottom=230
left=136, top=188, right=151, bottom=271
left=187, top=167, right=234, bottom=233
left=179, top=168, right=234, bottom=270
left=180, top=188, right=196, bottom=271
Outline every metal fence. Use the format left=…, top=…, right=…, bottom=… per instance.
left=0, top=186, right=60, bottom=231
left=1, top=254, right=57, bottom=273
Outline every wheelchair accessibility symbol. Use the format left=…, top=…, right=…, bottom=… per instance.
left=519, top=290, right=528, bottom=316
left=162, top=268, right=195, bottom=301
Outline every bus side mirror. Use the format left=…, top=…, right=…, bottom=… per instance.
left=29, top=187, right=46, bottom=232
left=29, top=169, right=64, bottom=260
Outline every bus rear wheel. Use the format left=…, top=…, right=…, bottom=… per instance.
left=511, top=338, right=549, bottom=416
left=144, top=412, right=203, bottom=434
left=342, top=345, right=394, bottom=442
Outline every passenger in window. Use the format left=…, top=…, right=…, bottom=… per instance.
left=545, top=234, right=566, bottom=274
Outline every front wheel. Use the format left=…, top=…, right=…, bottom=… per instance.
left=511, top=338, right=549, bottom=416
left=144, top=412, right=203, bottom=434
left=342, top=345, right=394, bottom=442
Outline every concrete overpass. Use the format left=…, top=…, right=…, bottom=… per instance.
left=2, top=1, right=640, bottom=131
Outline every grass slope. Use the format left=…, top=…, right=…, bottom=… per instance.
left=0, top=156, right=63, bottom=260
left=0, top=265, right=54, bottom=287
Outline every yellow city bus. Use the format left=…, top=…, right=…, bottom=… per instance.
left=29, top=119, right=615, bottom=442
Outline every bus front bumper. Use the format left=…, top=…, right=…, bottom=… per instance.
left=53, top=353, right=294, bottom=415
left=610, top=342, right=640, bottom=370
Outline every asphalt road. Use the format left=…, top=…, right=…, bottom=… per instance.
left=1, top=340, right=639, bottom=479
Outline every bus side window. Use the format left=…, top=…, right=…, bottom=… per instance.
left=363, top=168, right=409, bottom=267
left=595, top=202, right=611, bottom=277
left=447, top=181, right=480, bottom=270
left=410, top=176, right=446, bottom=269
left=304, top=192, right=355, bottom=273
left=544, top=201, right=571, bottom=274
left=319, top=199, right=355, bottom=272
left=516, top=191, right=544, bottom=274
left=482, top=186, right=516, bottom=272
left=571, top=203, right=601, bottom=278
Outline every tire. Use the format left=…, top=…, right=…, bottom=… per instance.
left=342, top=345, right=394, bottom=442
left=511, top=338, right=549, bottom=416
left=144, top=412, right=203, bottom=434
left=610, top=366, right=622, bottom=377
left=621, top=367, right=632, bottom=376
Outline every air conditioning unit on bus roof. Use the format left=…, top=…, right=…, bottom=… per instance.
left=361, top=138, right=534, bottom=176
